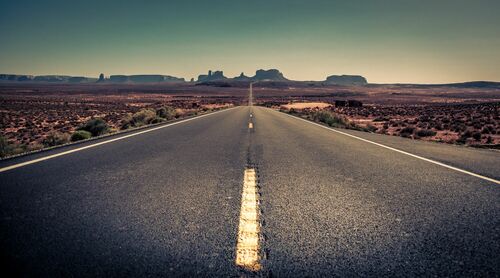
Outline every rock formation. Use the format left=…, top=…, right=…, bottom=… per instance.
left=326, top=75, right=367, bottom=85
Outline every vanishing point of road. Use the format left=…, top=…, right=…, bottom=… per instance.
left=1, top=95, right=499, bottom=276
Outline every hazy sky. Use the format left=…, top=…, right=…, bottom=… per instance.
left=1, top=0, right=499, bottom=83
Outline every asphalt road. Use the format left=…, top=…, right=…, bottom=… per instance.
left=1, top=106, right=499, bottom=277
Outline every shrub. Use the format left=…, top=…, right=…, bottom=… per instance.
left=400, top=126, right=415, bottom=137
left=27, top=142, right=44, bottom=151
left=373, top=116, right=389, bottom=122
left=43, top=131, right=70, bottom=147
left=71, top=130, right=92, bottom=141
left=133, top=109, right=156, bottom=126
left=120, top=114, right=134, bottom=130
left=416, top=129, right=437, bottom=137
left=0, top=136, right=10, bottom=157
left=120, top=108, right=165, bottom=130
left=365, top=124, right=378, bottom=132
left=78, top=118, right=109, bottom=136
left=156, top=106, right=176, bottom=120
left=457, top=129, right=473, bottom=144
left=312, top=111, right=347, bottom=127
left=472, top=132, right=482, bottom=141
left=150, top=117, right=165, bottom=124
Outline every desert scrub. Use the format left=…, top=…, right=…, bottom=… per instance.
left=364, top=124, right=378, bottom=133
left=400, top=126, right=415, bottom=138
left=121, top=108, right=157, bottom=129
left=311, top=110, right=348, bottom=127
left=78, top=118, right=109, bottom=136
left=156, top=106, right=177, bottom=120
left=71, top=130, right=92, bottom=141
left=416, top=129, right=437, bottom=137
left=0, top=136, right=10, bottom=157
left=43, top=131, right=70, bottom=147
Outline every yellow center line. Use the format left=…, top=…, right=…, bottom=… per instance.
left=235, top=168, right=261, bottom=271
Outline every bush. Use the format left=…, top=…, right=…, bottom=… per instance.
left=134, top=109, right=156, bottom=126
left=373, top=116, right=389, bottom=122
left=312, top=111, right=347, bottom=127
left=150, top=117, right=165, bottom=124
left=156, top=106, right=176, bottom=120
left=120, top=114, right=134, bottom=130
left=365, top=124, right=378, bottom=132
left=0, top=136, right=10, bottom=157
left=457, top=129, right=473, bottom=144
left=416, top=129, right=437, bottom=137
left=400, top=126, right=415, bottom=138
left=43, top=131, right=70, bottom=147
left=71, top=130, right=92, bottom=141
left=472, top=132, right=482, bottom=141
left=78, top=118, right=109, bottom=136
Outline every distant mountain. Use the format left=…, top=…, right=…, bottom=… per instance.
left=326, top=75, right=367, bottom=85
left=196, top=69, right=288, bottom=86
left=108, top=75, right=184, bottom=83
left=252, top=69, right=287, bottom=81
left=2, top=72, right=497, bottom=87
left=429, top=81, right=500, bottom=89
left=0, top=74, right=98, bottom=83
left=0, top=74, right=183, bottom=83
left=197, top=70, right=227, bottom=82
left=233, top=72, right=251, bottom=81
left=0, top=74, right=34, bottom=82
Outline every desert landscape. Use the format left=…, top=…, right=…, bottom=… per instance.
left=1, top=78, right=499, bottom=158
left=253, top=82, right=500, bottom=147
left=0, top=82, right=245, bottom=157
left=2, top=1, right=499, bottom=276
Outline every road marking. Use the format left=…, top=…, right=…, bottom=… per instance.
left=0, top=108, right=237, bottom=173
left=281, top=111, right=500, bottom=185
left=249, top=122, right=253, bottom=129
left=235, top=168, right=261, bottom=271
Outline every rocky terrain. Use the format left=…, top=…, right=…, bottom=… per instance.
left=0, top=83, right=245, bottom=157
left=255, top=83, right=500, bottom=148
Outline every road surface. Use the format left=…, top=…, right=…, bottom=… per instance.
left=1, top=105, right=499, bottom=276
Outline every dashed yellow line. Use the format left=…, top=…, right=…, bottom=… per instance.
left=235, top=168, right=261, bottom=271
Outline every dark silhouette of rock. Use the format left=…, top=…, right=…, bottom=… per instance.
left=98, top=73, right=105, bottom=82
left=197, top=70, right=227, bottom=82
left=109, top=75, right=129, bottom=83
left=109, top=75, right=184, bottom=83
left=0, top=74, right=33, bottom=81
left=234, top=72, right=251, bottom=81
left=326, top=75, right=367, bottom=85
left=251, top=69, right=287, bottom=81
left=33, top=75, right=73, bottom=82
left=68, top=77, right=89, bottom=83
left=347, top=100, right=363, bottom=107
left=335, top=100, right=363, bottom=107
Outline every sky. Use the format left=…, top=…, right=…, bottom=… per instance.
left=0, top=0, right=499, bottom=83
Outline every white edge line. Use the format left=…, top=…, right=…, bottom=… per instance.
left=0, top=107, right=238, bottom=173
left=279, top=110, right=500, bottom=185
